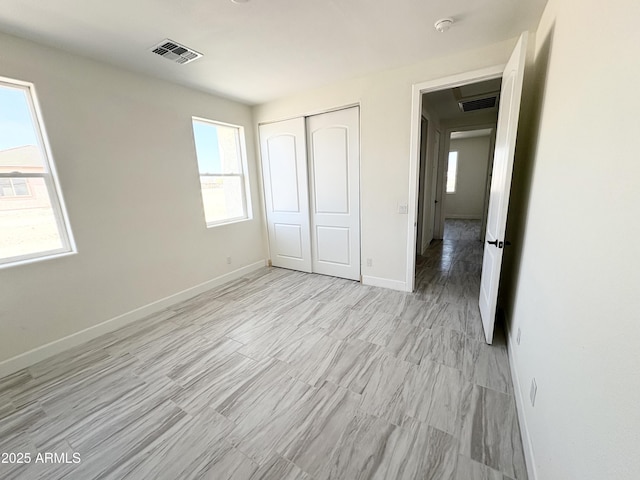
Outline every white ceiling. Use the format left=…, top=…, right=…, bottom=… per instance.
left=0, top=0, right=547, bottom=105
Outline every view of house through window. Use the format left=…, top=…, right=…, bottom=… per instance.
left=0, top=79, right=73, bottom=265
left=446, top=151, right=458, bottom=193
left=192, top=118, right=250, bottom=226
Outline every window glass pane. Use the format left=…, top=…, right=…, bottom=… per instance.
left=1, top=80, right=72, bottom=265
left=12, top=178, right=30, bottom=196
left=0, top=87, right=46, bottom=173
left=215, top=124, right=242, bottom=174
left=192, top=118, right=249, bottom=226
left=0, top=179, right=12, bottom=196
left=446, top=151, right=458, bottom=193
left=0, top=177, right=64, bottom=259
left=200, top=175, right=245, bottom=224
left=193, top=121, right=241, bottom=174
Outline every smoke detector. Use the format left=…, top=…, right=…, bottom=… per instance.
left=150, top=39, right=203, bottom=65
left=434, top=18, right=454, bottom=33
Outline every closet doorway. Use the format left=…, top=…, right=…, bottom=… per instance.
left=259, top=106, right=360, bottom=281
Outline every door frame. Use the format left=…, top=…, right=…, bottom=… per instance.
left=406, top=65, right=505, bottom=292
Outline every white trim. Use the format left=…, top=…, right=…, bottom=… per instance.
left=506, top=324, right=538, bottom=480
left=362, top=275, right=407, bottom=292
left=0, top=250, right=76, bottom=270
left=406, top=65, right=505, bottom=292
left=0, top=260, right=266, bottom=378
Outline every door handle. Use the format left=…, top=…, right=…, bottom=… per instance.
left=488, top=239, right=510, bottom=248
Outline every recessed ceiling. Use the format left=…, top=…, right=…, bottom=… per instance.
left=424, top=78, right=502, bottom=121
left=451, top=128, right=494, bottom=140
left=0, top=0, right=547, bottom=105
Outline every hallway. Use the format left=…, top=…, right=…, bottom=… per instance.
left=0, top=221, right=527, bottom=479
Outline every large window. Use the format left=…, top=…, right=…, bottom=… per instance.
left=0, top=78, right=74, bottom=266
left=191, top=118, right=251, bottom=226
left=446, top=151, right=458, bottom=193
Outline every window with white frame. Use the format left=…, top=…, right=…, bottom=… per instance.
left=446, top=151, right=458, bottom=193
left=191, top=118, right=251, bottom=226
left=0, top=78, right=74, bottom=266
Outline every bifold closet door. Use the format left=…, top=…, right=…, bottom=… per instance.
left=307, top=107, right=360, bottom=281
left=259, top=118, right=312, bottom=272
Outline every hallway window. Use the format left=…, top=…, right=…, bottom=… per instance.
left=0, top=78, right=75, bottom=267
left=191, top=118, right=251, bottom=226
left=446, top=151, right=458, bottom=193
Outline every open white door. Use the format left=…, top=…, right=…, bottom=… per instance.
left=307, top=107, right=361, bottom=281
left=259, top=118, right=312, bottom=272
left=479, top=32, right=528, bottom=344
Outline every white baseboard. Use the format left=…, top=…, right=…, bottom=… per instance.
left=0, top=260, right=266, bottom=379
left=506, top=323, right=538, bottom=480
left=362, top=275, right=408, bottom=292
left=444, top=214, right=482, bottom=220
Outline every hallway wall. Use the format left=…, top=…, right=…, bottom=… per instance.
left=443, top=135, right=491, bottom=219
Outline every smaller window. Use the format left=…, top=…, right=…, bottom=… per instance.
left=0, top=178, right=31, bottom=197
left=191, top=118, right=251, bottom=226
left=446, top=151, right=458, bottom=193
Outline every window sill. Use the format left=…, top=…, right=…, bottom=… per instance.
left=206, top=216, right=252, bottom=229
left=0, top=249, right=77, bottom=270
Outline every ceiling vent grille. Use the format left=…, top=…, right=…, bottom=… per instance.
left=458, top=95, right=499, bottom=113
left=150, top=39, right=203, bottom=65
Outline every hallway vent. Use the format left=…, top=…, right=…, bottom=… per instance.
left=150, top=39, right=203, bottom=65
left=458, top=95, right=499, bottom=113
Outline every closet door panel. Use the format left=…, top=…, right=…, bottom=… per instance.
left=259, top=118, right=312, bottom=272
left=307, top=107, right=360, bottom=280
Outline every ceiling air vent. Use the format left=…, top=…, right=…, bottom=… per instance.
left=458, top=95, right=499, bottom=113
left=150, top=39, right=203, bottom=65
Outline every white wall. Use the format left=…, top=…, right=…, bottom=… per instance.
left=0, top=33, right=266, bottom=366
left=254, top=39, right=516, bottom=289
left=502, top=0, right=640, bottom=478
left=444, top=135, right=491, bottom=219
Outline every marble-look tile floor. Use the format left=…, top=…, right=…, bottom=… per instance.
left=0, top=219, right=527, bottom=479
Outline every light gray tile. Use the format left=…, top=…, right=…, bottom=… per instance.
left=322, top=338, right=384, bottom=394
left=101, top=407, right=242, bottom=480
left=63, top=400, right=187, bottom=479
left=277, top=382, right=360, bottom=477
left=385, top=321, right=428, bottom=365
left=228, top=377, right=311, bottom=465
left=171, top=352, right=258, bottom=414
left=405, top=360, right=466, bottom=435
left=465, top=301, right=486, bottom=342
left=30, top=375, right=182, bottom=451
left=459, top=384, right=527, bottom=480
left=420, top=326, right=466, bottom=370
left=249, top=454, right=311, bottom=480
left=455, top=454, right=515, bottom=480
left=321, top=413, right=458, bottom=480
left=359, top=353, right=414, bottom=426
left=463, top=335, right=512, bottom=395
